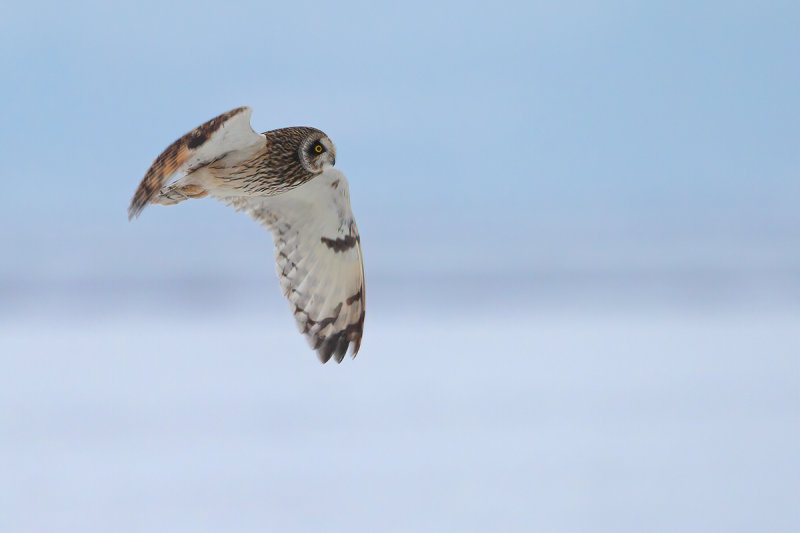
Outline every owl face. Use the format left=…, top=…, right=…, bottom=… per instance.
left=299, top=131, right=336, bottom=173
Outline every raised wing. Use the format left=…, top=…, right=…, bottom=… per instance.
left=128, top=106, right=265, bottom=220
left=228, top=168, right=365, bottom=363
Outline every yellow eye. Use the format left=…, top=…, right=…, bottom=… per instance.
left=314, top=144, right=323, bottom=153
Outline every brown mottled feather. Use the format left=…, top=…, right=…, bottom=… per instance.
left=127, top=107, right=249, bottom=220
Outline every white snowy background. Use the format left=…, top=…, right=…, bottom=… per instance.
left=1, top=1, right=798, bottom=532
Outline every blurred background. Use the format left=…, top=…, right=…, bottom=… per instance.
left=1, top=1, right=798, bottom=532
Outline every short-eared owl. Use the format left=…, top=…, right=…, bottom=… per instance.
left=128, top=107, right=365, bottom=363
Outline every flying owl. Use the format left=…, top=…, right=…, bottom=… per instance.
left=128, top=107, right=365, bottom=363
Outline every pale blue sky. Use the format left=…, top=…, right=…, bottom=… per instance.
left=2, top=5, right=799, bottom=530
left=1, top=0, right=798, bottom=280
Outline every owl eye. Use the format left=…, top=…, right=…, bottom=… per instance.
left=314, top=144, right=323, bottom=153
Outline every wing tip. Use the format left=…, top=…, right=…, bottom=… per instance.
left=315, top=343, right=358, bottom=364
left=127, top=199, right=145, bottom=221
left=314, top=309, right=365, bottom=364
left=313, top=339, right=361, bottom=364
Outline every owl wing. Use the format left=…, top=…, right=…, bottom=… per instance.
left=128, top=106, right=265, bottom=220
left=228, top=168, right=365, bottom=363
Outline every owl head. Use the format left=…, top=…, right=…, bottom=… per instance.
left=298, top=130, right=336, bottom=173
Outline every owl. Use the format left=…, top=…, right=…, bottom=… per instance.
left=128, top=107, right=365, bottom=363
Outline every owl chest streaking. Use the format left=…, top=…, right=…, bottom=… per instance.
left=128, top=107, right=365, bottom=363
